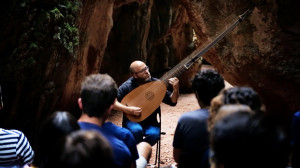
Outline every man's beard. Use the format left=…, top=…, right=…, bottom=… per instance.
left=136, top=75, right=151, bottom=84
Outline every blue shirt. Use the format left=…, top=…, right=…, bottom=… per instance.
left=173, top=109, right=210, bottom=168
left=117, top=77, right=176, bottom=126
left=103, top=122, right=139, bottom=161
left=78, top=122, right=132, bottom=168
left=291, top=111, right=300, bottom=145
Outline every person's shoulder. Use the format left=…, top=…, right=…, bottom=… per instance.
left=0, top=128, right=23, bottom=136
left=179, top=109, right=209, bottom=121
left=78, top=122, right=103, bottom=133
left=151, top=77, right=159, bottom=81
left=119, top=77, right=135, bottom=90
left=121, top=77, right=134, bottom=85
left=294, top=111, right=300, bottom=118
left=103, top=122, right=132, bottom=135
left=103, top=122, right=121, bottom=130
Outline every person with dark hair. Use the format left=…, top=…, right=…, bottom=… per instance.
left=57, top=130, right=114, bottom=168
left=116, top=60, right=179, bottom=146
left=77, top=74, right=133, bottom=168
left=210, top=112, right=290, bottom=168
left=222, top=86, right=262, bottom=113
left=34, top=111, right=80, bottom=168
left=172, top=69, right=225, bottom=168
left=208, top=86, right=263, bottom=132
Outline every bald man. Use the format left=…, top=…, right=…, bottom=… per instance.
left=115, top=60, right=179, bottom=146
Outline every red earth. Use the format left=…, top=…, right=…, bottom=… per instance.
left=107, top=93, right=200, bottom=168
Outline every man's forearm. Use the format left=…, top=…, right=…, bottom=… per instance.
left=170, top=89, right=180, bottom=103
left=113, top=100, right=141, bottom=116
left=113, top=101, right=131, bottom=114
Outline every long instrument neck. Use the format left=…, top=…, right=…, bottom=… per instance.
left=159, top=9, right=252, bottom=85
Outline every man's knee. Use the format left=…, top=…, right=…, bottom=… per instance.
left=145, top=131, right=160, bottom=146
left=125, top=123, right=143, bottom=143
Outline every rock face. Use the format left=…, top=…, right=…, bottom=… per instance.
left=181, top=0, right=300, bottom=121
left=58, top=0, right=115, bottom=117
left=0, top=0, right=299, bottom=146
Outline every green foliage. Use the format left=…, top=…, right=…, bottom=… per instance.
left=50, top=8, right=64, bottom=21
left=48, top=1, right=80, bottom=59
left=1, top=0, right=81, bottom=83
left=15, top=0, right=80, bottom=67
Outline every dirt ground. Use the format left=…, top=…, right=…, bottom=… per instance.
left=107, top=93, right=200, bottom=168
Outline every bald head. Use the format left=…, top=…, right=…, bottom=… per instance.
left=129, top=61, right=146, bottom=74
left=129, top=60, right=151, bottom=83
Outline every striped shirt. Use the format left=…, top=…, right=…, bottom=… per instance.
left=0, top=128, right=34, bottom=167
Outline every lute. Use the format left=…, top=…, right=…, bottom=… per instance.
left=121, top=9, right=252, bottom=122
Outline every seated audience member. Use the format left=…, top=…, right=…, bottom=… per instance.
left=34, top=111, right=80, bottom=168
left=222, top=86, right=262, bottom=112
left=210, top=112, right=290, bottom=168
left=208, top=86, right=263, bottom=132
left=172, top=69, right=225, bottom=168
left=77, top=73, right=133, bottom=168
left=0, top=128, right=34, bottom=167
left=57, top=130, right=114, bottom=168
left=1, top=84, right=34, bottom=167
left=102, top=121, right=151, bottom=168
left=291, top=110, right=300, bottom=168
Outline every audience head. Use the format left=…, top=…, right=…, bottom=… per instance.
left=222, top=86, right=262, bottom=112
left=208, top=86, right=263, bottom=132
left=57, top=130, right=113, bottom=168
left=79, top=74, right=117, bottom=117
left=213, top=104, right=253, bottom=125
left=191, top=69, right=225, bottom=107
left=35, top=111, right=80, bottom=168
left=210, top=112, right=289, bottom=168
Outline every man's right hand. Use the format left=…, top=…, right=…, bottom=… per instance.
left=113, top=101, right=142, bottom=117
left=127, top=106, right=142, bottom=117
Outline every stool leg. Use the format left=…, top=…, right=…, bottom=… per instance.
left=158, top=134, right=161, bottom=168
left=154, top=139, right=159, bottom=164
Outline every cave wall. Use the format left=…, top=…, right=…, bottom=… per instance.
left=100, top=0, right=199, bottom=89
left=180, top=0, right=300, bottom=120
left=0, top=0, right=80, bottom=143
left=58, top=0, right=115, bottom=117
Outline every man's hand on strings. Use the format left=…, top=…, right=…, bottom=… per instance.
left=168, top=77, right=179, bottom=91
